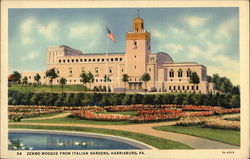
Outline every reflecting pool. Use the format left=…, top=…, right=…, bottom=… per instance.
left=8, top=131, right=146, bottom=150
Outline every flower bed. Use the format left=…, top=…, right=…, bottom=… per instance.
left=176, top=116, right=240, bottom=130
left=181, top=105, right=222, bottom=111
left=73, top=106, right=131, bottom=121
left=104, top=104, right=178, bottom=112
left=136, top=109, right=182, bottom=116
left=214, top=108, right=240, bottom=115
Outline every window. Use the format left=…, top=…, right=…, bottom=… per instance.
left=102, top=58, right=104, bottom=62
left=135, top=66, right=136, bottom=69
left=120, top=58, right=122, bottom=61
left=44, top=76, right=45, bottom=79
left=74, top=80, right=76, bottom=83
left=76, top=59, right=78, bottom=62
left=121, top=69, right=123, bottom=72
left=187, top=86, right=189, bottom=90
left=106, top=58, right=109, bottom=62
left=149, top=68, right=151, bottom=71
left=63, top=60, right=65, bottom=63
left=29, top=76, right=31, bottom=79
left=169, top=86, right=171, bottom=90
left=135, top=55, right=136, bottom=58
left=69, top=68, right=72, bottom=74
left=133, top=40, right=138, bottom=49
left=187, top=69, right=191, bottom=77
left=178, top=69, right=183, bottom=77
left=115, top=58, right=118, bottom=61
left=109, top=67, right=112, bottom=73
left=183, top=86, right=185, bottom=90
left=150, top=57, right=154, bottom=61
left=169, top=69, right=174, bottom=77
left=59, top=60, right=61, bottom=63
left=88, top=59, right=91, bottom=62
left=96, top=79, right=98, bottom=82
left=82, top=67, right=85, bottom=72
left=173, top=86, right=176, bottom=90
left=111, top=58, right=114, bottom=62
left=196, top=85, right=199, bottom=90
left=97, top=59, right=100, bottom=62
left=95, top=67, right=99, bottom=73
left=80, top=59, right=83, bottom=62
left=141, top=23, right=144, bottom=29
left=192, top=86, right=194, bottom=90
left=93, top=59, right=96, bottom=62
left=178, top=86, right=180, bottom=90
left=67, top=59, right=70, bottom=63
left=72, top=59, right=74, bottom=62
left=84, top=59, right=87, bottom=62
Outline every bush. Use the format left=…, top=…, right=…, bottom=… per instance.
left=8, top=90, right=240, bottom=108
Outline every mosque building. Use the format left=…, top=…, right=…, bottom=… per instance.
left=21, top=15, right=215, bottom=94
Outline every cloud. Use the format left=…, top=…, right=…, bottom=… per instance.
left=68, top=23, right=102, bottom=39
left=38, top=22, right=58, bottom=41
left=21, top=51, right=40, bottom=61
left=152, top=29, right=166, bottom=40
left=20, top=17, right=36, bottom=34
left=216, top=16, right=238, bottom=40
left=165, top=43, right=183, bottom=54
left=171, top=27, right=186, bottom=35
left=185, top=16, right=206, bottom=28
left=19, top=17, right=59, bottom=45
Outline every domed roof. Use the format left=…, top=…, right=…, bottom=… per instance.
left=156, top=52, right=174, bottom=65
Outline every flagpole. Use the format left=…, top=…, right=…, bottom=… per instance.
left=106, top=36, right=108, bottom=93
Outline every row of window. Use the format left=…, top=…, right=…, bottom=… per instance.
left=169, top=69, right=192, bottom=78
left=55, top=78, right=113, bottom=83
left=169, top=85, right=199, bottom=91
left=58, top=57, right=123, bottom=64
left=28, top=76, right=46, bottom=79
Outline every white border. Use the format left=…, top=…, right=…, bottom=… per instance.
left=1, top=1, right=249, bottom=159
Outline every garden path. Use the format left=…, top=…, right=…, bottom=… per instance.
left=22, top=112, right=72, bottom=121
left=11, top=121, right=239, bottom=149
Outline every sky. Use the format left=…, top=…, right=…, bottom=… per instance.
left=8, top=8, right=239, bottom=85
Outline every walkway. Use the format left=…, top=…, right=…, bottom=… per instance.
left=22, top=112, right=72, bottom=121
left=10, top=120, right=239, bottom=149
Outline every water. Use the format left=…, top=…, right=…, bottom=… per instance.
left=9, top=132, right=141, bottom=150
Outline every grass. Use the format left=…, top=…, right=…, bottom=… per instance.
left=9, top=84, right=90, bottom=93
left=153, top=125, right=240, bottom=146
left=9, top=125, right=193, bottom=149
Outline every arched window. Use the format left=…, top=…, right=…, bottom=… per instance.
left=169, top=69, right=174, bottom=77
left=178, top=69, right=183, bottom=78
left=187, top=69, right=191, bottom=77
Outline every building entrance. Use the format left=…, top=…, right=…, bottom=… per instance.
left=128, top=82, right=143, bottom=90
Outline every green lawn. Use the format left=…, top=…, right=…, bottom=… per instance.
left=96, top=111, right=137, bottom=116
left=153, top=125, right=240, bottom=146
left=9, top=125, right=192, bottom=149
left=9, top=84, right=90, bottom=93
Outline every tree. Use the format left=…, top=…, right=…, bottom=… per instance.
left=80, top=72, right=89, bottom=91
left=46, top=68, right=58, bottom=92
left=59, top=77, right=66, bottom=92
left=122, top=74, right=129, bottom=93
left=141, top=73, right=151, bottom=94
left=87, top=72, right=94, bottom=91
left=12, top=71, right=21, bottom=83
left=34, top=74, right=41, bottom=85
left=189, top=72, right=200, bottom=93
left=22, top=76, right=28, bottom=86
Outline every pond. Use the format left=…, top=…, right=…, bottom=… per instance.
left=9, top=130, right=152, bottom=150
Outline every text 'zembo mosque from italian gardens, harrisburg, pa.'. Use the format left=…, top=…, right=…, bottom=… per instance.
left=21, top=14, right=216, bottom=94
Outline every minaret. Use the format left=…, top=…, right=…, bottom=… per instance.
left=125, top=12, right=151, bottom=83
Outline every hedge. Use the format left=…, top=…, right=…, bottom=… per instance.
left=8, top=90, right=240, bottom=108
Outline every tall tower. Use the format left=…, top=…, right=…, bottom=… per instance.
left=125, top=15, right=151, bottom=84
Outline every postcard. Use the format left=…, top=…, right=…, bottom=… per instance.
left=1, top=0, right=249, bottom=159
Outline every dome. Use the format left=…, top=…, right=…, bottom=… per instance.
left=156, top=52, right=174, bottom=65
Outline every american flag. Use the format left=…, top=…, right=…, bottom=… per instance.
left=106, top=27, right=116, bottom=43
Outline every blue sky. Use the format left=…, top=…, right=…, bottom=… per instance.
left=9, top=8, right=239, bottom=85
